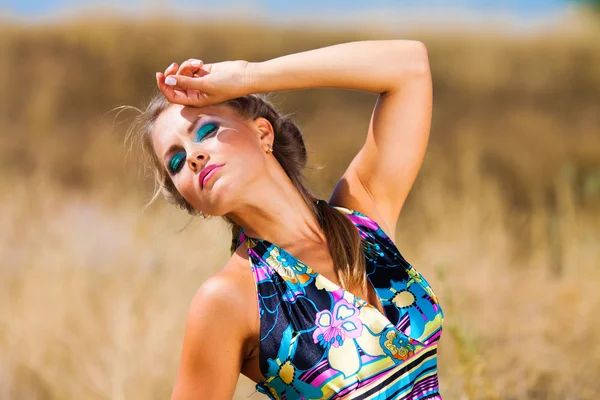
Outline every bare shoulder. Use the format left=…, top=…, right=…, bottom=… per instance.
left=190, top=243, right=257, bottom=341
left=170, top=244, right=258, bottom=400
left=190, top=270, right=246, bottom=324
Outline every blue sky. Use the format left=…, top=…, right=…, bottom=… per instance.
left=5, top=0, right=572, bottom=23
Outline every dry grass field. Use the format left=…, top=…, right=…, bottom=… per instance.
left=1, top=17, right=599, bottom=399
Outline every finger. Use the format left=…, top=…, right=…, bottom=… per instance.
left=164, top=62, right=178, bottom=77
left=176, top=59, right=204, bottom=77
left=157, top=71, right=178, bottom=100
left=157, top=72, right=205, bottom=107
left=195, top=63, right=211, bottom=78
left=157, top=72, right=189, bottom=103
left=163, top=74, right=207, bottom=92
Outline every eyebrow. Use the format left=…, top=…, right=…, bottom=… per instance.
left=187, top=114, right=207, bottom=134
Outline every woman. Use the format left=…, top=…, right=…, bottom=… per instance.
left=136, top=40, right=443, bottom=399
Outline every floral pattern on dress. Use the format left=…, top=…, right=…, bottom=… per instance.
left=260, top=325, right=324, bottom=400
left=264, top=246, right=318, bottom=302
left=382, top=279, right=437, bottom=339
left=379, top=328, right=421, bottom=363
left=238, top=204, right=444, bottom=400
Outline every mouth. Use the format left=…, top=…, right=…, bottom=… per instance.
left=199, top=163, right=225, bottom=189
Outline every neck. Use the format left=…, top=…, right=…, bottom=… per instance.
left=226, top=173, right=325, bottom=249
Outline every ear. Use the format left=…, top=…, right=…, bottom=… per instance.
left=254, top=117, right=275, bottom=149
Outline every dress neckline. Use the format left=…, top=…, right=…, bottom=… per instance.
left=242, top=208, right=393, bottom=326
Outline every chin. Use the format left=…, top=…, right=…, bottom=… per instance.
left=199, top=177, right=232, bottom=216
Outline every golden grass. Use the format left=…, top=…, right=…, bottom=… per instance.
left=1, top=17, right=599, bottom=399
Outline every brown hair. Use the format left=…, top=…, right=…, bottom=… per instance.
left=127, top=92, right=367, bottom=293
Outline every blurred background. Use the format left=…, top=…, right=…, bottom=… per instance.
left=1, top=1, right=600, bottom=399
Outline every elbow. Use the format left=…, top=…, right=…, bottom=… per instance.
left=382, top=40, right=430, bottom=95
left=404, top=40, right=430, bottom=77
left=388, top=40, right=430, bottom=79
left=416, top=41, right=431, bottom=74
left=383, top=40, right=430, bottom=95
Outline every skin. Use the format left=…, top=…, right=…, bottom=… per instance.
left=153, top=40, right=433, bottom=400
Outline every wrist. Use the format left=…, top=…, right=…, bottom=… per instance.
left=243, top=61, right=267, bottom=94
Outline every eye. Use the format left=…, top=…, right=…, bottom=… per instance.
left=168, top=151, right=186, bottom=174
left=195, top=122, right=219, bottom=142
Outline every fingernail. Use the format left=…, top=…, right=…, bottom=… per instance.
left=191, top=59, right=202, bottom=67
left=155, top=72, right=160, bottom=80
left=169, top=62, right=176, bottom=69
left=165, top=76, right=177, bottom=86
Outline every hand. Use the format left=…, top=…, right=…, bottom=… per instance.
left=156, top=59, right=251, bottom=107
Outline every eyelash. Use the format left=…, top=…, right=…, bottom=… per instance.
left=167, top=122, right=220, bottom=175
left=195, top=122, right=220, bottom=142
left=169, top=152, right=186, bottom=174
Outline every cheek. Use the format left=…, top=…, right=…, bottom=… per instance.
left=226, top=133, right=263, bottom=163
left=228, top=147, right=265, bottom=180
left=172, top=172, right=197, bottom=202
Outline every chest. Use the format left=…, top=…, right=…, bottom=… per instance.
left=236, top=207, right=444, bottom=398
left=277, top=244, right=387, bottom=315
left=249, top=234, right=442, bottom=367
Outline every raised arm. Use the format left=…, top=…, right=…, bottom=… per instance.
left=245, top=40, right=428, bottom=95
left=247, top=41, right=432, bottom=238
left=158, top=40, right=432, bottom=239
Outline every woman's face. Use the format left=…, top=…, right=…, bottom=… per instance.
left=151, top=103, right=274, bottom=216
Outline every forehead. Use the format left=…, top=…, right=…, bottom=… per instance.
left=153, top=104, right=237, bottom=136
left=151, top=103, right=241, bottom=156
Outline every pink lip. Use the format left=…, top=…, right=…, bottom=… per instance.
left=199, top=164, right=224, bottom=189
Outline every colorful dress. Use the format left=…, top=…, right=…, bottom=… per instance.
left=236, top=204, right=444, bottom=400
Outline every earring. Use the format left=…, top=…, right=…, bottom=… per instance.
left=265, top=144, right=273, bottom=154
left=198, top=210, right=210, bottom=219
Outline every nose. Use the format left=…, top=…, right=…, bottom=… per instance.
left=186, top=150, right=208, bottom=173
